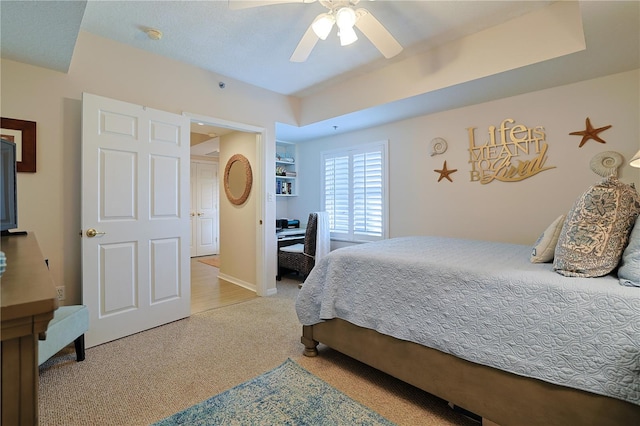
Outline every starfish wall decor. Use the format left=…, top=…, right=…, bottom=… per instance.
left=569, top=117, right=612, bottom=147
left=434, top=161, right=457, bottom=182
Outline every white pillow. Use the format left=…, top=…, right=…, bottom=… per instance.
left=618, top=216, right=640, bottom=287
left=530, top=215, right=566, bottom=263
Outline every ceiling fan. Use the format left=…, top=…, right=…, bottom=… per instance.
left=228, top=0, right=403, bottom=62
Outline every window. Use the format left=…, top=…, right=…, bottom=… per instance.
left=322, top=141, right=388, bottom=242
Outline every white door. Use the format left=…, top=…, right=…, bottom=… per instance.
left=190, top=165, right=198, bottom=257
left=190, top=161, right=218, bottom=257
left=81, top=93, right=191, bottom=348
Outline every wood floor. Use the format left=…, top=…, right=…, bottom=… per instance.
left=190, top=256, right=257, bottom=314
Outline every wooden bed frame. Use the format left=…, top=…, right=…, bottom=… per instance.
left=302, top=319, right=640, bottom=426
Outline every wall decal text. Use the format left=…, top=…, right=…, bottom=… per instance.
left=467, top=118, right=555, bottom=184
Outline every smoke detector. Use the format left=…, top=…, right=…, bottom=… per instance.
left=145, top=28, right=163, bottom=40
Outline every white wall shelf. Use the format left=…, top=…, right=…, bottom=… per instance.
left=276, top=141, right=297, bottom=197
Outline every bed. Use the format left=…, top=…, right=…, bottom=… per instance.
left=295, top=236, right=640, bottom=426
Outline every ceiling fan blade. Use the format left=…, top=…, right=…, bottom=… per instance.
left=228, top=0, right=316, bottom=10
left=354, top=8, right=403, bottom=59
left=290, top=24, right=319, bottom=62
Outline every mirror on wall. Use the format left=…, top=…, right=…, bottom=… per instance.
left=224, top=154, right=253, bottom=205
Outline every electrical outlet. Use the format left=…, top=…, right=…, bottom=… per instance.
left=56, top=286, right=65, bottom=301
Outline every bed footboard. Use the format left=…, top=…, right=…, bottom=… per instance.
left=302, top=319, right=640, bottom=426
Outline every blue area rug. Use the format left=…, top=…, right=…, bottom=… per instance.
left=154, top=358, right=394, bottom=425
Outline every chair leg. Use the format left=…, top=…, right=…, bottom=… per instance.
left=74, top=335, right=86, bottom=362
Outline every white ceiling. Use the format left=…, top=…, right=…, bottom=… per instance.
left=1, top=1, right=638, bottom=142
left=81, top=0, right=554, bottom=96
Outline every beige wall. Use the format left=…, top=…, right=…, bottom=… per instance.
left=0, top=31, right=291, bottom=304
left=289, top=69, right=640, bottom=247
left=219, top=131, right=258, bottom=290
left=2, top=26, right=638, bottom=305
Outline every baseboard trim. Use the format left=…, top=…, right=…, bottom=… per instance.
left=217, top=273, right=257, bottom=293
left=265, top=287, right=278, bottom=296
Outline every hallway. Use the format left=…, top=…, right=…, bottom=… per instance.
left=190, top=256, right=257, bottom=314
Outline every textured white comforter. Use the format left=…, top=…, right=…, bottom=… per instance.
left=295, top=236, right=640, bottom=405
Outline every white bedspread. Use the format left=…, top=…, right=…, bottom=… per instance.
left=295, top=236, right=640, bottom=405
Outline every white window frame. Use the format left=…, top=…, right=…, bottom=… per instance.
left=321, top=140, right=388, bottom=242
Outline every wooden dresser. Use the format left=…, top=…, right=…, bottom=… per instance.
left=1, top=232, right=58, bottom=425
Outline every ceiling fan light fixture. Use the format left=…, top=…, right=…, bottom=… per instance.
left=336, top=7, right=356, bottom=29
left=336, top=7, right=357, bottom=46
left=339, top=26, right=358, bottom=46
left=289, top=1, right=402, bottom=62
left=312, top=13, right=335, bottom=40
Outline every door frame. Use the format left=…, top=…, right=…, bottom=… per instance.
left=184, top=112, right=268, bottom=297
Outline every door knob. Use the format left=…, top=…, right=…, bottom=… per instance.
left=86, top=228, right=106, bottom=238
left=197, top=212, right=203, bottom=216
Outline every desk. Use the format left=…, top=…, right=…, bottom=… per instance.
left=277, top=228, right=305, bottom=249
left=277, top=228, right=306, bottom=280
left=277, top=228, right=306, bottom=245
left=1, top=233, right=58, bottom=425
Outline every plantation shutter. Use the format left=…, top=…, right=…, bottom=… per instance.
left=322, top=141, right=386, bottom=241
left=353, top=149, right=383, bottom=237
left=324, top=154, right=350, bottom=235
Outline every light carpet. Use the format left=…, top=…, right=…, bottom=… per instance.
left=197, top=255, right=219, bottom=268
left=153, top=358, right=394, bottom=425
left=38, top=277, right=476, bottom=425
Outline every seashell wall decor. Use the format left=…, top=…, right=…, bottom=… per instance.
left=430, top=137, right=448, bottom=156
left=589, top=151, right=624, bottom=177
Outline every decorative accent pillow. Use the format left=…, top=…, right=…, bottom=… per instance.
left=553, top=176, right=640, bottom=278
left=530, top=214, right=566, bottom=263
left=618, top=216, right=640, bottom=287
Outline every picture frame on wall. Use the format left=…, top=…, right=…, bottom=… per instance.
left=1, top=117, right=36, bottom=173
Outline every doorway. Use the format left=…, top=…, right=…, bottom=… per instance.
left=190, top=121, right=240, bottom=313
left=189, top=121, right=222, bottom=268
left=186, top=112, right=267, bottom=311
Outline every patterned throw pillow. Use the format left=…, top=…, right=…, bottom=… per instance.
left=618, top=216, right=640, bottom=287
left=530, top=214, right=566, bottom=263
left=553, top=176, right=640, bottom=278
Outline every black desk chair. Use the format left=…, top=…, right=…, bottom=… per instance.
left=277, top=213, right=318, bottom=281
